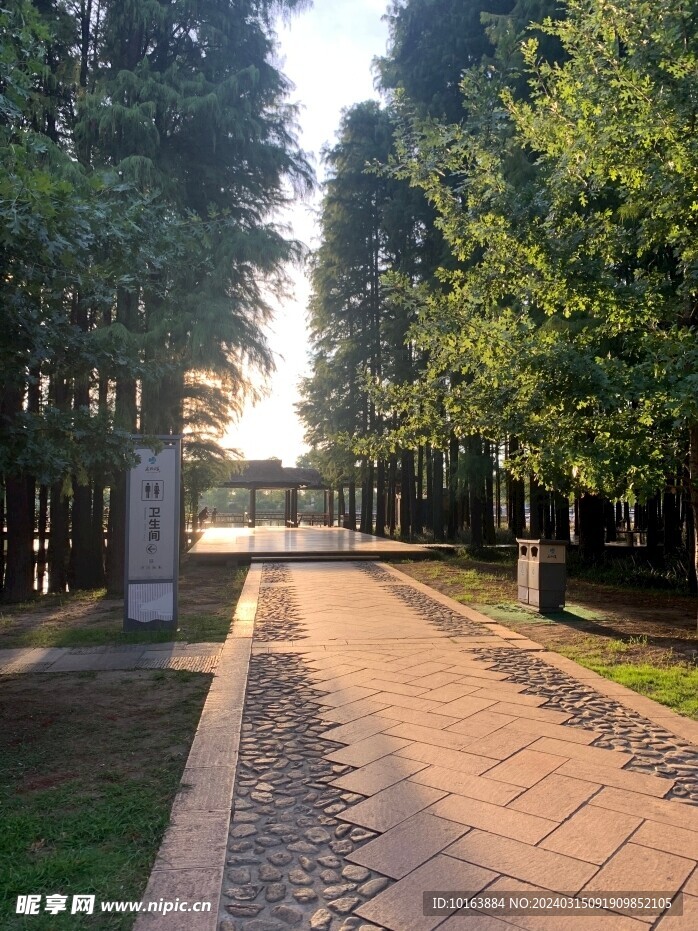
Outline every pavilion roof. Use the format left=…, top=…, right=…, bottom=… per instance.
left=222, top=459, right=325, bottom=489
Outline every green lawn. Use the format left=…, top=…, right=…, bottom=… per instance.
left=0, top=670, right=211, bottom=930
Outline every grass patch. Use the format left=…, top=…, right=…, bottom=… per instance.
left=0, top=565, right=246, bottom=649
left=0, top=670, right=211, bottom=930
left=392, top=555, right=698, bottom=719
left=559, top=654, right=698, bottom=719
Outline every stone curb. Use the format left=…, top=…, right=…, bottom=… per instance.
left=384, top=562, right=698, bottom=749
left=133, top=564, right=262, bottom=931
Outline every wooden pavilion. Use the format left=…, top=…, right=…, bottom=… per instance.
left=222, top=459, right=325, bottom=527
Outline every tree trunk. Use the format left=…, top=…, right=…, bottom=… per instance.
left=106, top=287, right=138, bottom=595
left=337, top=485, right=345, bottom=525
left=48, top=483, right=70, bottom=593
left=466, top=435, right=484, bottom=548
left=4, top=475, right=35, bottom=602
left=663, top=482, right=681, bottom=553
left=37, top=485, right=48, bottom=594
left=507, top=437, right=526, bottom=537
left=447, top=434, right=459, bottom=541
left=400, top=450, right=411, bottom=539
left=688, top=427, right=698, bottom=614
left=424, top=445, right=433, bottom=534
left=0, top=484, right=4, bottom=593
left=347, top=480, right=356, bottom=530
left=362, top=459, right=374, bottom=534
left=483, top=441, right=496, bottom=544
left=646, top=492, right=661, bottom=558
left=554, top=493, right=571, bottom=542
left=604, top=498, right=617, bottom=543
left=387, top=454, right=396, bottom=536
left=375, top=459, right=386, bottom=537
left=530, top=474, right=543, bottom=538
left=578, top=493, right=606, bottom=565
left=416, top=445, right=424, bottom=536
left=432, top=448, right=444, bottom=542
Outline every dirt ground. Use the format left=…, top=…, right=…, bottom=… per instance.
left=395, top=557, right=698, bottom=668
left=0, top=559, right=244, bottom=648
left=0, top=670, right=212, bottom=930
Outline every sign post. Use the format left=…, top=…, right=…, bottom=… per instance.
left=124, top=437, right=182, bottom=631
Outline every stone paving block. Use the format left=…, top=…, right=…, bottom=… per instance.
left=442, top=663, right=508, bottom=681
left=484, top=749, right=567, bottom=788
left=460, top=727, right=539, bottom=761
left=582, top=843, right=695, bottom=904
left=438, top=912, right=527, bottom=930
left=539, top=804, right=641, bottom=864
left=354, top=853, right=497, bottom=931
left=337, top=779, right=447, bottom=832
left=390, top=659, right=452, bottom=675
left=154, top=811, right=229, bottom=870
left=171, top=764, right=237, bottom=814
left=446, top=710, right=518, bottom=738
left=485, top=702, right=571, bottom=725
left=348, top=810, right=469, bottom=879
left=507, top=773, right=601, bottom=821
left=407, top=672, right=465, bottom=689
left=428, top=793, right=558, bottom=844
left=185, top=729, right=239, bottom=768
left=417, top=683, right=480, bottom=703
left=411, top=765, right=523, bottom=806
left=395, top=741, right=495, bottom=776
left=361, top=668, right=419, bottom=684
left=503, top=718, right=600, bottom=745
left=318, top=685, right=380, bottom=707
left=307, top=663, right=365, bottom=681
left=484, top=877, right=648, bottom=931
left=683, top=867, right=698, bottom=896
left=379, top=705, right=462, bottom=730
left=559, top=761, right=673, bottom=798
left=325, top=733, right=413, bottom=767
left=446, top=830, right=598, bottom=893
left=310, top=671, right=369, bottom=691
left=529, top=736, right=634, bottom=769
left=456, top=676, right=527, bottom=694
left=320, top=713, right=399, bottom=745
left=331, top=753, right=428, bottom=795
left=624, top=820, right=698, bottom=863
left=384, top=722, right=477, bottom=752
left=363, top=678, right=432, bottom=697
left=467, top=688, right=546, bottom=707
left=655, top=893, right=698, bottom=931
left=440, top=695, right=499, bottom=719
left=369, top=691, right=443, bottom=712
left=318, top=697, right=391, bottom=724
left=196, top=707, right=243, bottom=731
left=134, top=868, right=220, bottom=931
left=48, top=652, right=124, bottom=672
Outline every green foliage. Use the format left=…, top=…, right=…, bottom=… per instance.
left=380, top=0, right=698, bottom=505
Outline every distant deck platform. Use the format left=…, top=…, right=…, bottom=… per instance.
left=187, top=526, right=432, bottom=562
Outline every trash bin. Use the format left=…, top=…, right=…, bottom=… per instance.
left=526, top=539, right=567, bottom=610
left=516, top=540, right=531, bottom=604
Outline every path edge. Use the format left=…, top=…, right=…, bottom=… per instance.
left=133, top=563, right=262, bottom=931
left=384, top=561, right=698, bottom=748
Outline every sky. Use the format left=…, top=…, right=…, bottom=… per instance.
left=222, top=0, right=391, bottom=466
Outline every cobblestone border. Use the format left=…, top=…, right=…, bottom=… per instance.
left=473, top=646, right=698, bottom=804
left=134, top=565, right=263, bottom=931
left=219, top=651, right=390, bottom=931
left=254, top=583, right=308, bottom=642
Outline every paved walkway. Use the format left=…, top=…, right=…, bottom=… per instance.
left=188, top=526, right=432, bottom=561
left=0, top=642, right=221, bottom=674
left=136, top=561, right=698, bottom=931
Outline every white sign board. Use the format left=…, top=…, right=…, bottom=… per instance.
left=125, top=440, right=181, bottom=628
